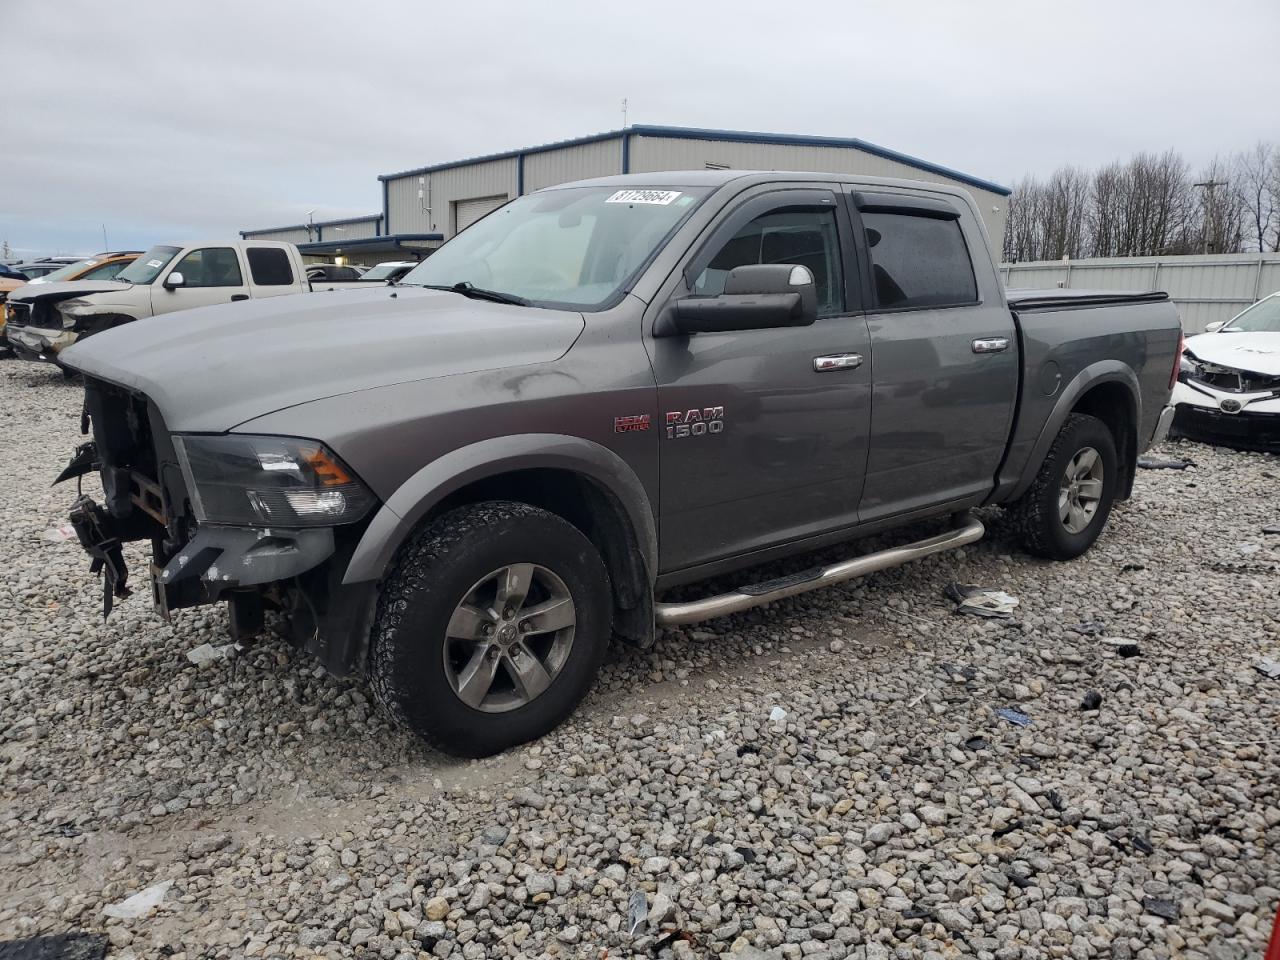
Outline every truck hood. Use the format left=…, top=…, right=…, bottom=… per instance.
left=60, top=286, right=586, bottom=432
left=1185, top=331, right=1280, bottom=376
left=8, top=279, right=137, bottom=304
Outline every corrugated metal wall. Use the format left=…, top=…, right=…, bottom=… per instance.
left=387, top=158, right=518, bottom=234
left=629, top=135, right=1009, bottom=245
left=1001, top=254, right=1280, bottom=332
left=242, top=227, right=312, bottom=243
left=523, top=138, right=623, bottom=193
left=322, top=218, right=380, bottom=241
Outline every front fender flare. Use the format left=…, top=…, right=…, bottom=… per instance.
left=1005, top=360, right=1141, bottom=503
left=342, top=433, right=657, bottom=585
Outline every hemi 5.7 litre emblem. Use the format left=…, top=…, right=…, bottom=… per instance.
left=614, top=414, right=651, bottom=433
left=666, top=406, right=725, bottom=439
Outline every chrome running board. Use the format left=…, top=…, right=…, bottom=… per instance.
left=654, top=515, right=985, bottom=626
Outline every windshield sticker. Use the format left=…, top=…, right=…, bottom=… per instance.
left=605, top=189, right=683, bottom=206
left=147, top=259, right=163, bottom=268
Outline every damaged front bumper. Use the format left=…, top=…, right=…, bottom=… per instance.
left=7, top=324, right=77, bottom=362
left=1170, top=379, right=1280, bottom=452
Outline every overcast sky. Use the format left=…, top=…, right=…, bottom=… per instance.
left=4, top=0, right=1275, bottom=257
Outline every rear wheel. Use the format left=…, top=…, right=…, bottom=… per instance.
left=369, top=501, right=611, bottom=757
left=1010, top=413, right=1118, bottom=560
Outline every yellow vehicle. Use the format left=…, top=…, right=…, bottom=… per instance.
left=1, top=252, right=140, bottom=346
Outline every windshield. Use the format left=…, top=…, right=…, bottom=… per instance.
left=1223, top=294, right=1280, bottom=333
left=400, top=185, right=712, bottom=309
left=362, top=262, right=412, bottom=281
left=117, top=245, right=182, bottom=284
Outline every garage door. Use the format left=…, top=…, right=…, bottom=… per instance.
left=454, top=195, right=508, bottom=233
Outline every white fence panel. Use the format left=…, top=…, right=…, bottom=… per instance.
left=1001, top=254, right=1280, bottom=332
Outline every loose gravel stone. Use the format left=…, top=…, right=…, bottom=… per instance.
left=0, top=361, right=1276, bottom=959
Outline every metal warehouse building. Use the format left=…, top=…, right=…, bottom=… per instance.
left=244, top=125, right=1010, bottom=262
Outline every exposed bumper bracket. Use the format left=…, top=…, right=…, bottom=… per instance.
left=68, top=495, right=131, bottom=619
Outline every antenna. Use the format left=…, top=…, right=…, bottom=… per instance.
left=621, top=98, right=628, bottom=128
left=102, top=224, right=108, bottom=250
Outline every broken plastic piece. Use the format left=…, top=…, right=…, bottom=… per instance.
left=944, top=582, right=1019, bottom=618
left=1262, top=524, right=1280, bottom=535
left=1081, top=691, right=1103, bottom=711
left=768, top=706, right=788, bottom=722
left=995, top=707, right=1031, bottom=727
left=186, top=643, right=241, bottom=666
left=626, top=889, right=647, bottom=936
left=1069, top=621, right=1105, bottom=636
left=101, top=880, right=172, bottom=919
left=1117, top=644, right=1142, bottom=658
left=964, top=735, right=989, bottom=751
left=41, top=524, right=76, bottom=543
left=1254, top=657, right=1280, bottom=680
left=1137, top=456, right=1193, bottom=470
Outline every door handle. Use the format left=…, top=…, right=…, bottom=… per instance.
left=813, top=353, right=863, bottom=372
left=972, top=337, right=1010, bottom=354
left=231, top=294, right=249, bottom=302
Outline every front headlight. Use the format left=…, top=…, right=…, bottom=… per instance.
left=57, top=298, right=95, bottom=329
left=173, top=434, right=376, bottom=528
left=1179, top=352, right=1201, bottom=379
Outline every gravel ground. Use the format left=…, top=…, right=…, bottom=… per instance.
left=0, top=357, right=1277, bottom=960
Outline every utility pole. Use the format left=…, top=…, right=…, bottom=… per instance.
left=102, top=224, right=108, bottom=251
left=1194, top=179, right=1227, bottom=255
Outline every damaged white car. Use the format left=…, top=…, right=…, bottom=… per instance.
left=1172, top=292, right=1280, bottom=451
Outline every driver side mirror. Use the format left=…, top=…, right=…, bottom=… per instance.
left=163, top=271, right=186, bottom=290
left=1203, top=320, right=1226, bottom=333
left=655, top=263, right=819, bottom=337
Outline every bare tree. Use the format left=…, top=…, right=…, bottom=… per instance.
left=1236, top=142, right=1278, bottom=252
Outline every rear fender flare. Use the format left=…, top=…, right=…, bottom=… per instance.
left=342, top=433, right=657, bottom=585
left=1007, top=361, right=1140, bottom=502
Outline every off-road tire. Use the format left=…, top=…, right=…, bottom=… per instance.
left=369, top=501, right=611, bottom=757
left=1010, top=413, right=1118, bottom=560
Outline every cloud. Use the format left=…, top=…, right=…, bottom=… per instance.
left=3, top=0, right=1275, bottom=255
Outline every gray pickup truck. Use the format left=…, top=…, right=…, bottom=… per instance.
left=56, top=171, right=1182, bottom=756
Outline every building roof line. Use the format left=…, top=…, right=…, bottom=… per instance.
left=376, top=124, right=1010, bottom=196
left=241, top=213, right=383, bottom=237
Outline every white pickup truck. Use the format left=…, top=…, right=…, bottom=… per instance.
left=3, top=240, right=372, bottom=363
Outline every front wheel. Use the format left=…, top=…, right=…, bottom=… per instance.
left=369, top=501, right=612, bottom=757
left=1010, top=413, right=1119, bottom=560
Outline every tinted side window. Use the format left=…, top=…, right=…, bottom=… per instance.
left=174, top=248, right=244, bottom=287
left=695, top=208, right=844, bottom=316
left=861, top=212, right=977, bottom=309
left=248, top=247, right=295, bottom=286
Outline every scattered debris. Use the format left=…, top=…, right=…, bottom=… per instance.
left=186, top=643, right=241, bottom=665
left=992, top=819, right=1024, bottom=838
left=1254, top=657, right=1280, bottom=680
left=1120, top=562, right=1145, bottom=573
left=1133, top=836, right=1156, bottom=855
left=1263, top=524, right=1280, bottom=535
left=0, top=933, right=107, bottom=960
left=625, top=890, right=647, bottom=936
left=734, top=846, right=757, bottom=863
left=963, top=736, right=989, bottom=751
left=1142, top=897, right=1180, bottom=920
left=40, top=524, right=76, bottom=543
left=768, top=706, right=787, bottom=722
left=995, top=708, right=1031, bottom=727
left=1045, top=790, right=1065, bottom=811
left=1137, top=455, right=1193, bottom=470
left=1117, top=644, right=1142, bottom=659
left=101, top=880, right=172, bottom=919
left=1080, top=691, right=1103, bottom=711
left=944, top=582, right=1019, bottom=618
left=901, top=906, right=933, bottom=921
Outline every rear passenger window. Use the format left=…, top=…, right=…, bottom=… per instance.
left=694, top=208, right=844, bottom=316
left=861, top=212, right=977, bottom=309
left=247, top=247, right=294, bottom=286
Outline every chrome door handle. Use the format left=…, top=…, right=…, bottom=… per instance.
left=972, top=337, right=1010, bottom=354
left=813, top=353, right=864, bottom=372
